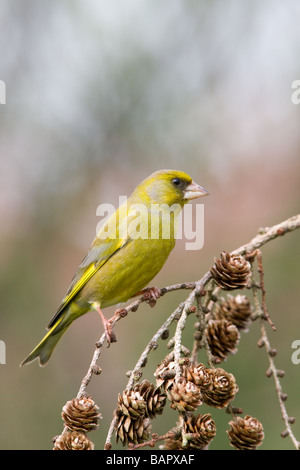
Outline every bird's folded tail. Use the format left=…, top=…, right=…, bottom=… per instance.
left=20, top=316, right=70, bottom=367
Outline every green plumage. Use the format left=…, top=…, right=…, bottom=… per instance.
left=21, top=169, right=208, bottom=366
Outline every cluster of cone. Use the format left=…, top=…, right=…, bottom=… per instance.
left=114, top=362, right=225, bottom=450
left=206, top=251, right=253, bottom=363
left=114, top=380, right=166, bottom=446
left=53, top=252, right=265, bottom=450
left=114, top=356, right=263, bottom=450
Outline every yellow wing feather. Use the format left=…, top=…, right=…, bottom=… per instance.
left=47, top=238, right=128, bottom=328
left=47, top=202, right=135, bottom=328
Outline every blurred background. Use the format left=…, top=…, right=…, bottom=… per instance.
left=0, top=0, right=300, bottom=450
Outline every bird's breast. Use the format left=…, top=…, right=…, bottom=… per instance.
left=79, top=236, right=175, bottom=308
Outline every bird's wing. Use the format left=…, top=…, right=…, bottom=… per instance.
left=47, top=205, right=136, bottom=329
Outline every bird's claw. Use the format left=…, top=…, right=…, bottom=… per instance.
left=94, top=303, right=117, bottom=346
left=103, top=318, right=117, bottom=346
left=137, top=286, right=161, bottom=307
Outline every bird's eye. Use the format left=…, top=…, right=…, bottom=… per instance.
left=172, top=177, right=181, bottom=186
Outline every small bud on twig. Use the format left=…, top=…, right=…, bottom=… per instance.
left=160, top=329, right=169, bottom=340
left=257, top=338, right=265, bottom=348
left=268, top=348, right=277, bottom=357
left=265, top=368, right=273, bottom=377
left=92, top=365, right=102, bottom=375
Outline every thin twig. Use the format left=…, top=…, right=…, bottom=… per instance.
left=259, top=318, right=299, bottom=450
left=231, top=214, right=300, bottom=257
left=77, top=284, right=194, bottom=398
left=126, top=303, right=185, bottom=391
left=252, top=285, right=299, bottom=450
left=103, top=303, right=185, bottom=449
left=127, top=430, right=179, bottom=450
left=246, top=249, right=276, bottom=330
left=173, top=293, right=194, bottom=381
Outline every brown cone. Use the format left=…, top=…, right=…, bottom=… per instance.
left=214, top=294, right=252, bottom=331
left=154, top=359, right=181, bottom=390
left=115, top=384, right=160, bottom=446
left=115, top=414, right=151, bottom=446
left=61, top=396, right=101, bottom=433
left=201, top=367, right=238, bottom=408
left=206, top=319, right=240, bottom=362
left=155, top=358, right=208, bottom=390
left=137, top=380, right=166, bottom=418
left=53, top=430, right=94, bottom=450
left=182, top=413, right=216, bottom=449
left=116, top=388, right=147, bottom=420
left=210, top=251, right=251, bottom=290
left=227, top=415, right=264, bottom=450
left=167, top=377, right=202, bottom=412
left=183, top=362, right=207, bottom=386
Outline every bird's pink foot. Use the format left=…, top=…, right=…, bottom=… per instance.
left=94, top=304, right=117, bottom=345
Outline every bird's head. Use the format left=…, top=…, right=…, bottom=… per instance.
left=131, top=169, right=209, bottom=207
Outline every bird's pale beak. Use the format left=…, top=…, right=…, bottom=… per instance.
left=184, top=181, right=209, bottom=200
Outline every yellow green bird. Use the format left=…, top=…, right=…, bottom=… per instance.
left=21, top=169, right=208, bottom=366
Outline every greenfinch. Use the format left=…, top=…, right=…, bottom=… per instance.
left=21, top=169, right=208, bottom=366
